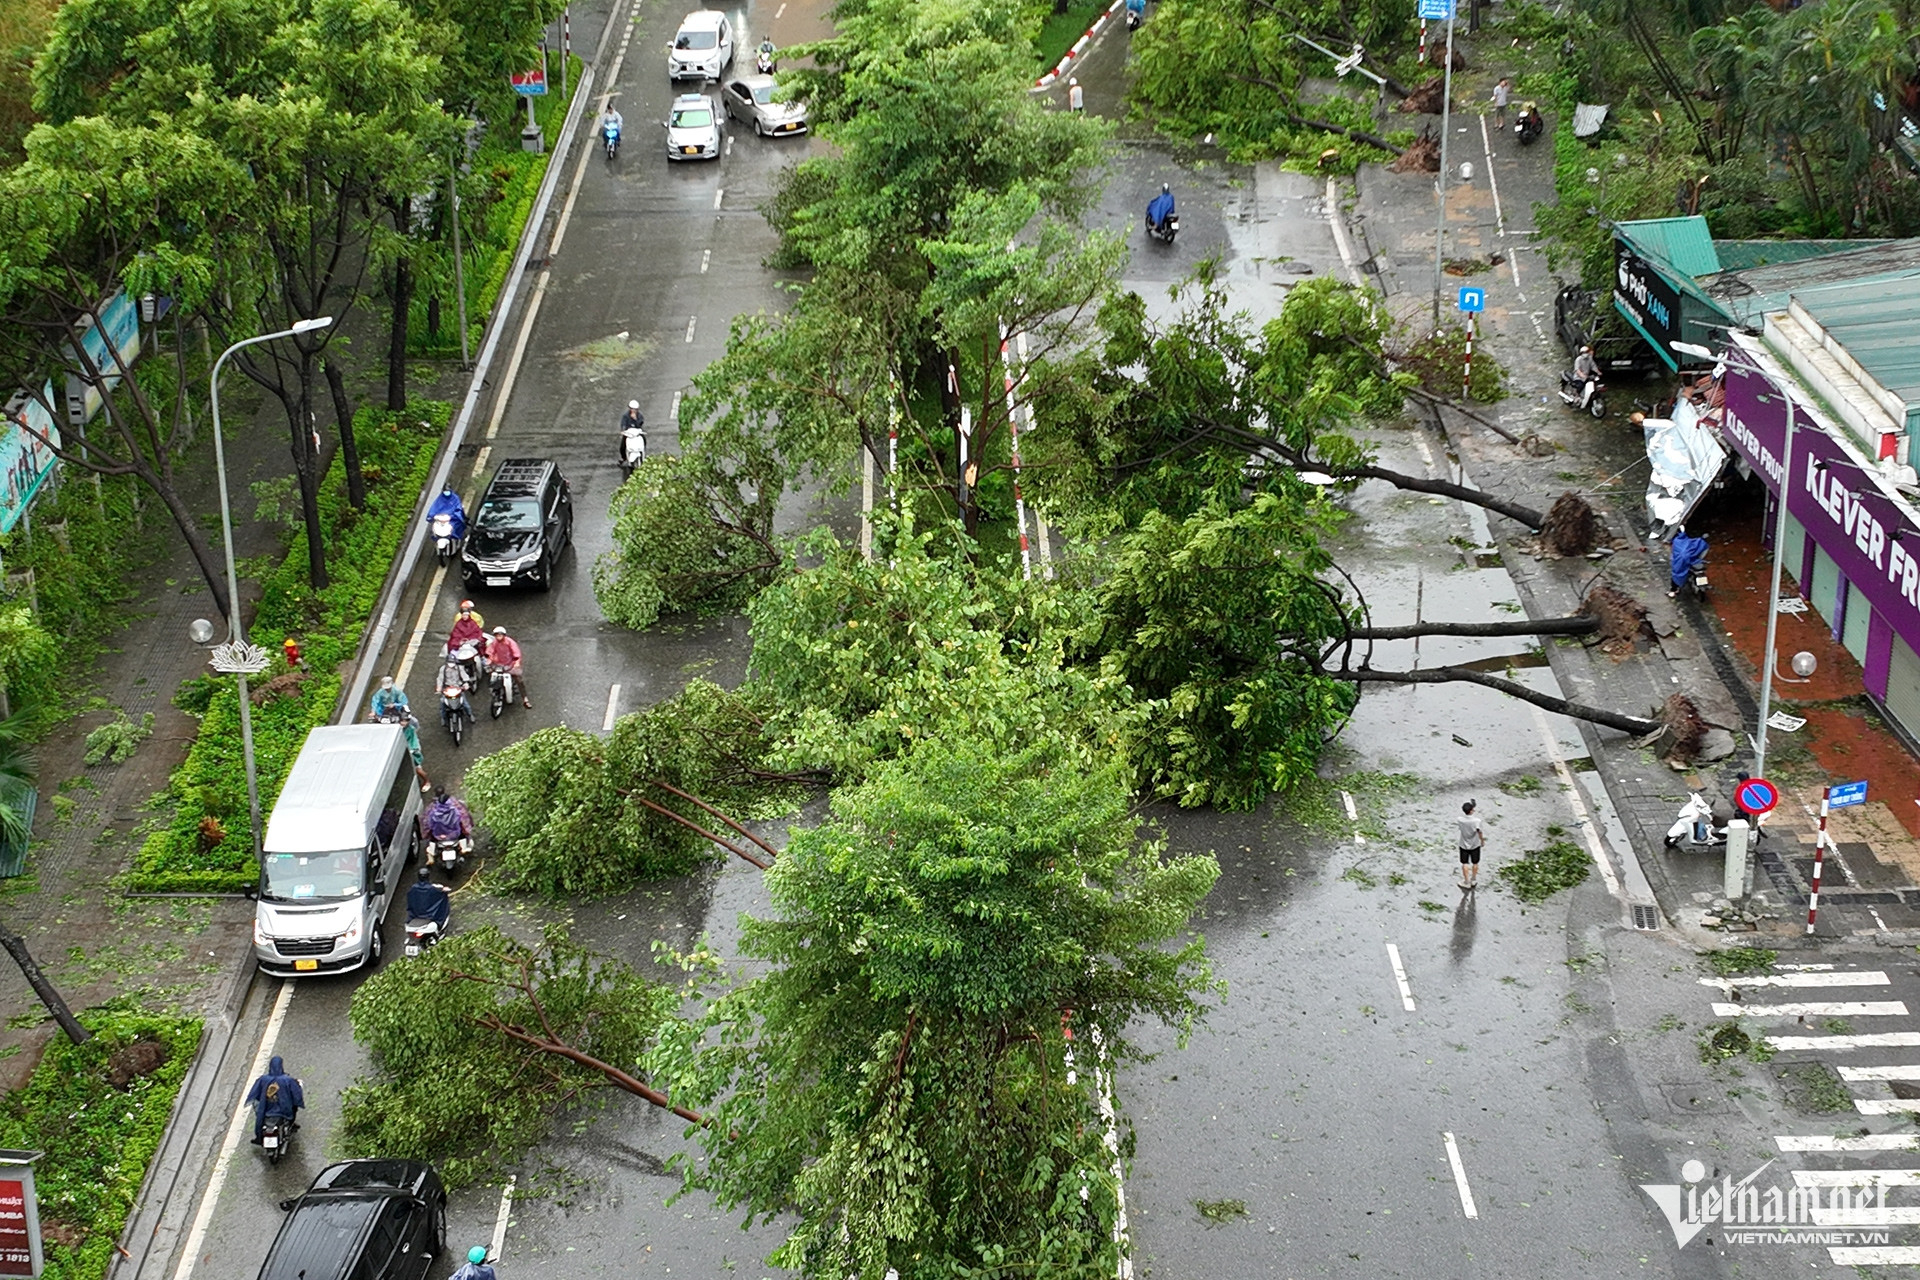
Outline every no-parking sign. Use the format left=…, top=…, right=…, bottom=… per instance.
left=1735, top=777, right=1780, bottom=817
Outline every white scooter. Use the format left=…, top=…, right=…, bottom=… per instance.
left=404, top=917, right=441, bottom=958
left=430, top=512, right=460, bottom=567
left=1665, top=793, right=1727, bottom=848
left=619, top=423, right=647, bottom=478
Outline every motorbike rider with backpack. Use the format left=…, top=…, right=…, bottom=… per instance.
left=246, top=1055, right=304, bottom=1144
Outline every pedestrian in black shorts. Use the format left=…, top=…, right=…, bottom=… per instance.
left=1457, top=799, right=1486, bottom=889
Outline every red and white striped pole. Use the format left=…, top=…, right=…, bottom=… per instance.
left=1418, top=19, right=1428, bottom=63
left=998, top=324, right=1033, bottom=580
left=1462, top=313, right=1474, bottom=402
left=560, top=9, right=571, bottom=98
left=1806, top=785, right=1830, bottom=935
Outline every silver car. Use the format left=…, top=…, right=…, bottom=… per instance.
left=665, top=93, right=722, bottom=161
left=722, top=75, right=809, bottom=137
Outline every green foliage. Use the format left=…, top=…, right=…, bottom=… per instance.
left=463, top=680, right=777, bottom=896
left=82, top=710, right=152, bottom=765
left=592, top=451, right=784, bottom=631
left=1703, top=945, right=1777, bottom=976
left=1495, top=837, right=1590, bottom=903
left=1073, top=493, right=1358, bottom=809
left=0, top=1007, right=200, bottom=1280
left=648, top=732, right=1220, bottom=1279
left=1397, top=323, right=1508, bottom=404
left=128, top=404, right=444, bottom=892
left=339, top=924, right=675, bottom=1188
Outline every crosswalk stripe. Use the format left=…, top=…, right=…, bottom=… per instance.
left=1777, top=1135, right=1920, bottom=1152
left=1777, top=963, right=1837, bottom=971
left=1699, top=971, right=1889, bottom=989
left=1710, top=1001, right=1908, bottom=1018
left=1840, top=1065, right=1920, bottom=1081
left=1766, top=1033, right=1920, bottom=1051
left=1853, top=1099, right=1920, bottom=1115
left=1831, top=1247, right=1920, bottom=1264
left=1795, top=1170, right=1920, bottom=1187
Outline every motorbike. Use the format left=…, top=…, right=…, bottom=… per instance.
left=1665, top=792, right=1727, bottom=848
left=1515, top=112, right=1544, bottom=146
left=1558, top=369, right=1607, bottom=419
left=619, top=423, right=647, bottom=478
left=1146, top=212, right=1179, bottom=244
left=404, top=917, right=442, bottom=958
left=439, top=668, right=472, bottom=747
left=755, top=43, right=777, bottom=74
left=428, top=833, right=473, bottom=873
left=489, top=665, right=517, bottom=720
left=450, top=640, right=485, bottom=692
left=1670, top=531, right=1710, bottom=600
left=1125, top=0, right=1144, bottom=28
left=602, top=119, right=621, bottom=161
left=430, top=512, right=461, bottom=567
left=260, top=1113, right=296, bottom=1166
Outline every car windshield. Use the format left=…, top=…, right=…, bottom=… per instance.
left=751, top=85, right=776, bottom=104
left=474, top=496, right=540, bottom=531
left=676, top=29, right=717, bottom=49
left=672, top=106, right=714, bottom=128
left=262, top=850, right=362, bottom=902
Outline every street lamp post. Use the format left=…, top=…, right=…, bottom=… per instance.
left=209, top=318, right=332, bottom=858
left=1673, top=338, right=1795, bottom=778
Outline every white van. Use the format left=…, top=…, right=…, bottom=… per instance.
left=252, top=724, right=422, bottom=976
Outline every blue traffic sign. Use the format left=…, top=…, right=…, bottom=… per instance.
left=1419, top=0, right=1456, bottom=19
left=1735, top=777, right=1780, bottom=817
left=1829, top=780, right=1869, bottom=809
left=1457, top=286, right=1486, bottom=314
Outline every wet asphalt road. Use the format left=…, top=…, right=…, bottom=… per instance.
left=150, top=14, right=1810, bottom=1280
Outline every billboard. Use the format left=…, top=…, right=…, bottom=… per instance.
left=62, top=291, right=140, bottom=428
left=0, top=389, right=61, bottom=537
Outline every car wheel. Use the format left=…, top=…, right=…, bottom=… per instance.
left=754, top=118, right=764, bottom=137
left=433, top=1204, right=447, bottom=1255
left=369, top=927, right=384, bottom=967
left=535, top=552, right=553, bottom=594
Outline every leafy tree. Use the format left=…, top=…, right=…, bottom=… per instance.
left=461, top=680, right=784, bottom=895
left=338, top=924, right=680, bottom=1187
left=647, top=732, right=1220, bottom=1279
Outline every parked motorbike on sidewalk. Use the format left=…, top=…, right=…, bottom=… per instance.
left=1558, top=370, right=1607, bottom=419
left=1665, top=792, right=1728, bottom=848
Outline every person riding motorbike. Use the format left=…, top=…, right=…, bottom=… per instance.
left=1564, top=344, right=1602, bottom=409
left=369, top=676, right=432, bottom=788
left=1146, top=183, right=1175, bottom=236
left=601, top=105, right=624, bottom=144
left=246, top=1054, right=304, bottom=1144
left=488, top=625, right=531, bottom=710
left=452, top=1247, right=496, bottom=1280
left=424, top=788, right=474, bottom=847
left=436, top=653, right=474, bottom=727
left=426, top=485, right=467, bottom=542
left=406, top=867, right=452, bottom=931
left=448, top=600, right=486, bottom=651
left=1515, top=101, right=1544, bottom=140
left=619, top=400, right=645, bottom=435
left=755, top=37, right=777, bottom=71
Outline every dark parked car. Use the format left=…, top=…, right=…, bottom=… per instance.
left=258, top=1160, right=447, bottom=1280
left=1554, top=284, right=1662, bottom=379
left=460, top=458, right=573, bottom=592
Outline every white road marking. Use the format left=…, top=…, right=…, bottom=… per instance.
left=1776, top=1134, right=1920, bottom=1152
left=602, top=683, right=622, bottom=731
left=394, top=564, right=452, bottom=691
left=1385, top=943, right=1416, bottom=1012
left=1476, top=113, right=1503, bottom=237
left=1442, top=1132, right=1478, bottom=1219
left=1853, top=1099, right=1920, bottom=1115
left=713, top=187, right=724, bottom=209
left=172, top=982, right=296, bottom=1280
left=724, top=134, right=733, bottom=156
left=1766, top=1032, right=1920, bottom=1051
left=1796, top=1170, right=1920, bottom=1187
left=775, top=1, right=786, bottom=14
left=1778, top=963, right=1837, bottom=971
left=489, top=1176, right=515, bottom=1263
left=1710, top=1001, right=1908, bottom=1018
left=1527, top=704, right=1621, bottom=897
left=1341, top=791, right=1358, bottom=821
left=669, top=390, right=683, bottom=420
left=700, top=248, right=711, bottom=273
left=1842, top=1065, right=1920, bottom=1081
left=1832, top=1247, right=1920, bottom=1265
left=1700, top=971, right=1887, bottom=989
left=1322, top=176, right=1366, bottom=289
left=685, top=315, right=697, bottom=343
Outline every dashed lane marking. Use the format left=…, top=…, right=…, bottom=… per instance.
left=603, top=684, right=622, bottom=731
left=669, top=390, right=682, bottom=420
left=713, top=187, right=724, bottom=210
left=489, top=1176, right=515, bottom=1265
left=1443, top=1132, right=1478, bottom=1219
left=1385, top=943, right=1416, bottom=1012
left=685, top=315, right=697, bottom=343
left=701, top=248, right=711, bottom=273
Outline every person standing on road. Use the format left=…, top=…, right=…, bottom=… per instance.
left=1457, top=799, right=1487, bottom=889
left=1068, top=77, right=1084, bottom=111
left=1491, top=77, right=1512, bottom=129
left=452, top=1246, right=496, bottom=1280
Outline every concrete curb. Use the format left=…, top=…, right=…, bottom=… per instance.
left=1033, top=0, right=1126, bottom=91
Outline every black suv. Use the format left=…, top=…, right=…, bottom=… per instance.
left=1554, top=285, right=1663, bottom=379
left=460, top=458, right=573, bottom=592
left=258, top=1160, right=447, bottom=1280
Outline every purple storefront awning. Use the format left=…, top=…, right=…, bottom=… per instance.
left=1721, top=361, right=1920, bottom=644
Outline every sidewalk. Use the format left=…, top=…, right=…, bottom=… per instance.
left=1338, top=30, right=1920, bottom=947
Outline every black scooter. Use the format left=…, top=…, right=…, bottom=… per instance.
left=1146, top=212, right=1179, bottom=244
left=1514, top=112, right=1544, bottom=146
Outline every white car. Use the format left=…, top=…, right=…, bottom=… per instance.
left=668, top=10, right=733, bottom=82
left=666, top=93, right=722, bottom=161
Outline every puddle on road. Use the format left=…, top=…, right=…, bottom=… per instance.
left=1448, top=650, right=1549, bottom=674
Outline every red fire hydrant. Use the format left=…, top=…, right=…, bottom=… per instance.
left=283, top=636, right=305, bottom=670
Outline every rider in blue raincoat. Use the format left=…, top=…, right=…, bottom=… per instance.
left=1669, top=529, right=1708, bottom=595
left=1146, top=184, right=1175, bottom=234
left=1126, top=0, right=1146, bottom=17
left=427, top=486, right=467, bottom=541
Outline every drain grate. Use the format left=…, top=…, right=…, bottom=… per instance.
left=1631, top=903, right=1661, bottom=931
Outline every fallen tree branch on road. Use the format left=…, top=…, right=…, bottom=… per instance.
left=1325, top=663, right=1660, bottom=736
left=1350, top=615, right=1599, bottom=641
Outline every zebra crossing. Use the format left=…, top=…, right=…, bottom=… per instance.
left=1701, top=962, right=1920, bottom=1266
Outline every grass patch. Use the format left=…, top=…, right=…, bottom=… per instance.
left=1703, top=946, right=1777, bottom=977
left=1339, top=865, right=1378, bottom=890
left=1498, top=774, right=1543, bottom=797
left=1034, top=0, right=1106, bottom=71
left=1780, top=1062, right=1852, bottom=1115
left=0, top=1005, right=200, bottom=1280
left=1417, top=899, right=1447, bottom=913
left=1194, top=1197, right=1247, bottom=1224
left=1699, top=1020, right=1775, bottom=1066
left=1496, top=838, right=1588, bottom=904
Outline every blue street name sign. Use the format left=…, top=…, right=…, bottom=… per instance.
left=1419, top=0, right=1456, bottom=20
left=1457, top=286, right=1486, bottom=314
left=1829, top=780, right=1869, bottom=809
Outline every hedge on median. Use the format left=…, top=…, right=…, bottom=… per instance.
left=0, top=1006, right=201, bottom=1280
left=126, top=402, right=447, bottom=892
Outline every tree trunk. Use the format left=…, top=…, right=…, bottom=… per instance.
left=324, top=359, right=366, bottom=511
left=1349, top=615, right=1599, bottom=640
left=0, top=919, right=90, bottom=1045
left=1330, top=663, right=1659, bottom=735
left=387, top=201, right=412, bottom=413
left=1343, top=460, right=1544, bottom=529
left=426, top=294, right=441, bottom=339
left=288, top=366, right=329, bottom=591
left=150, top=464, right=234, bottom=619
